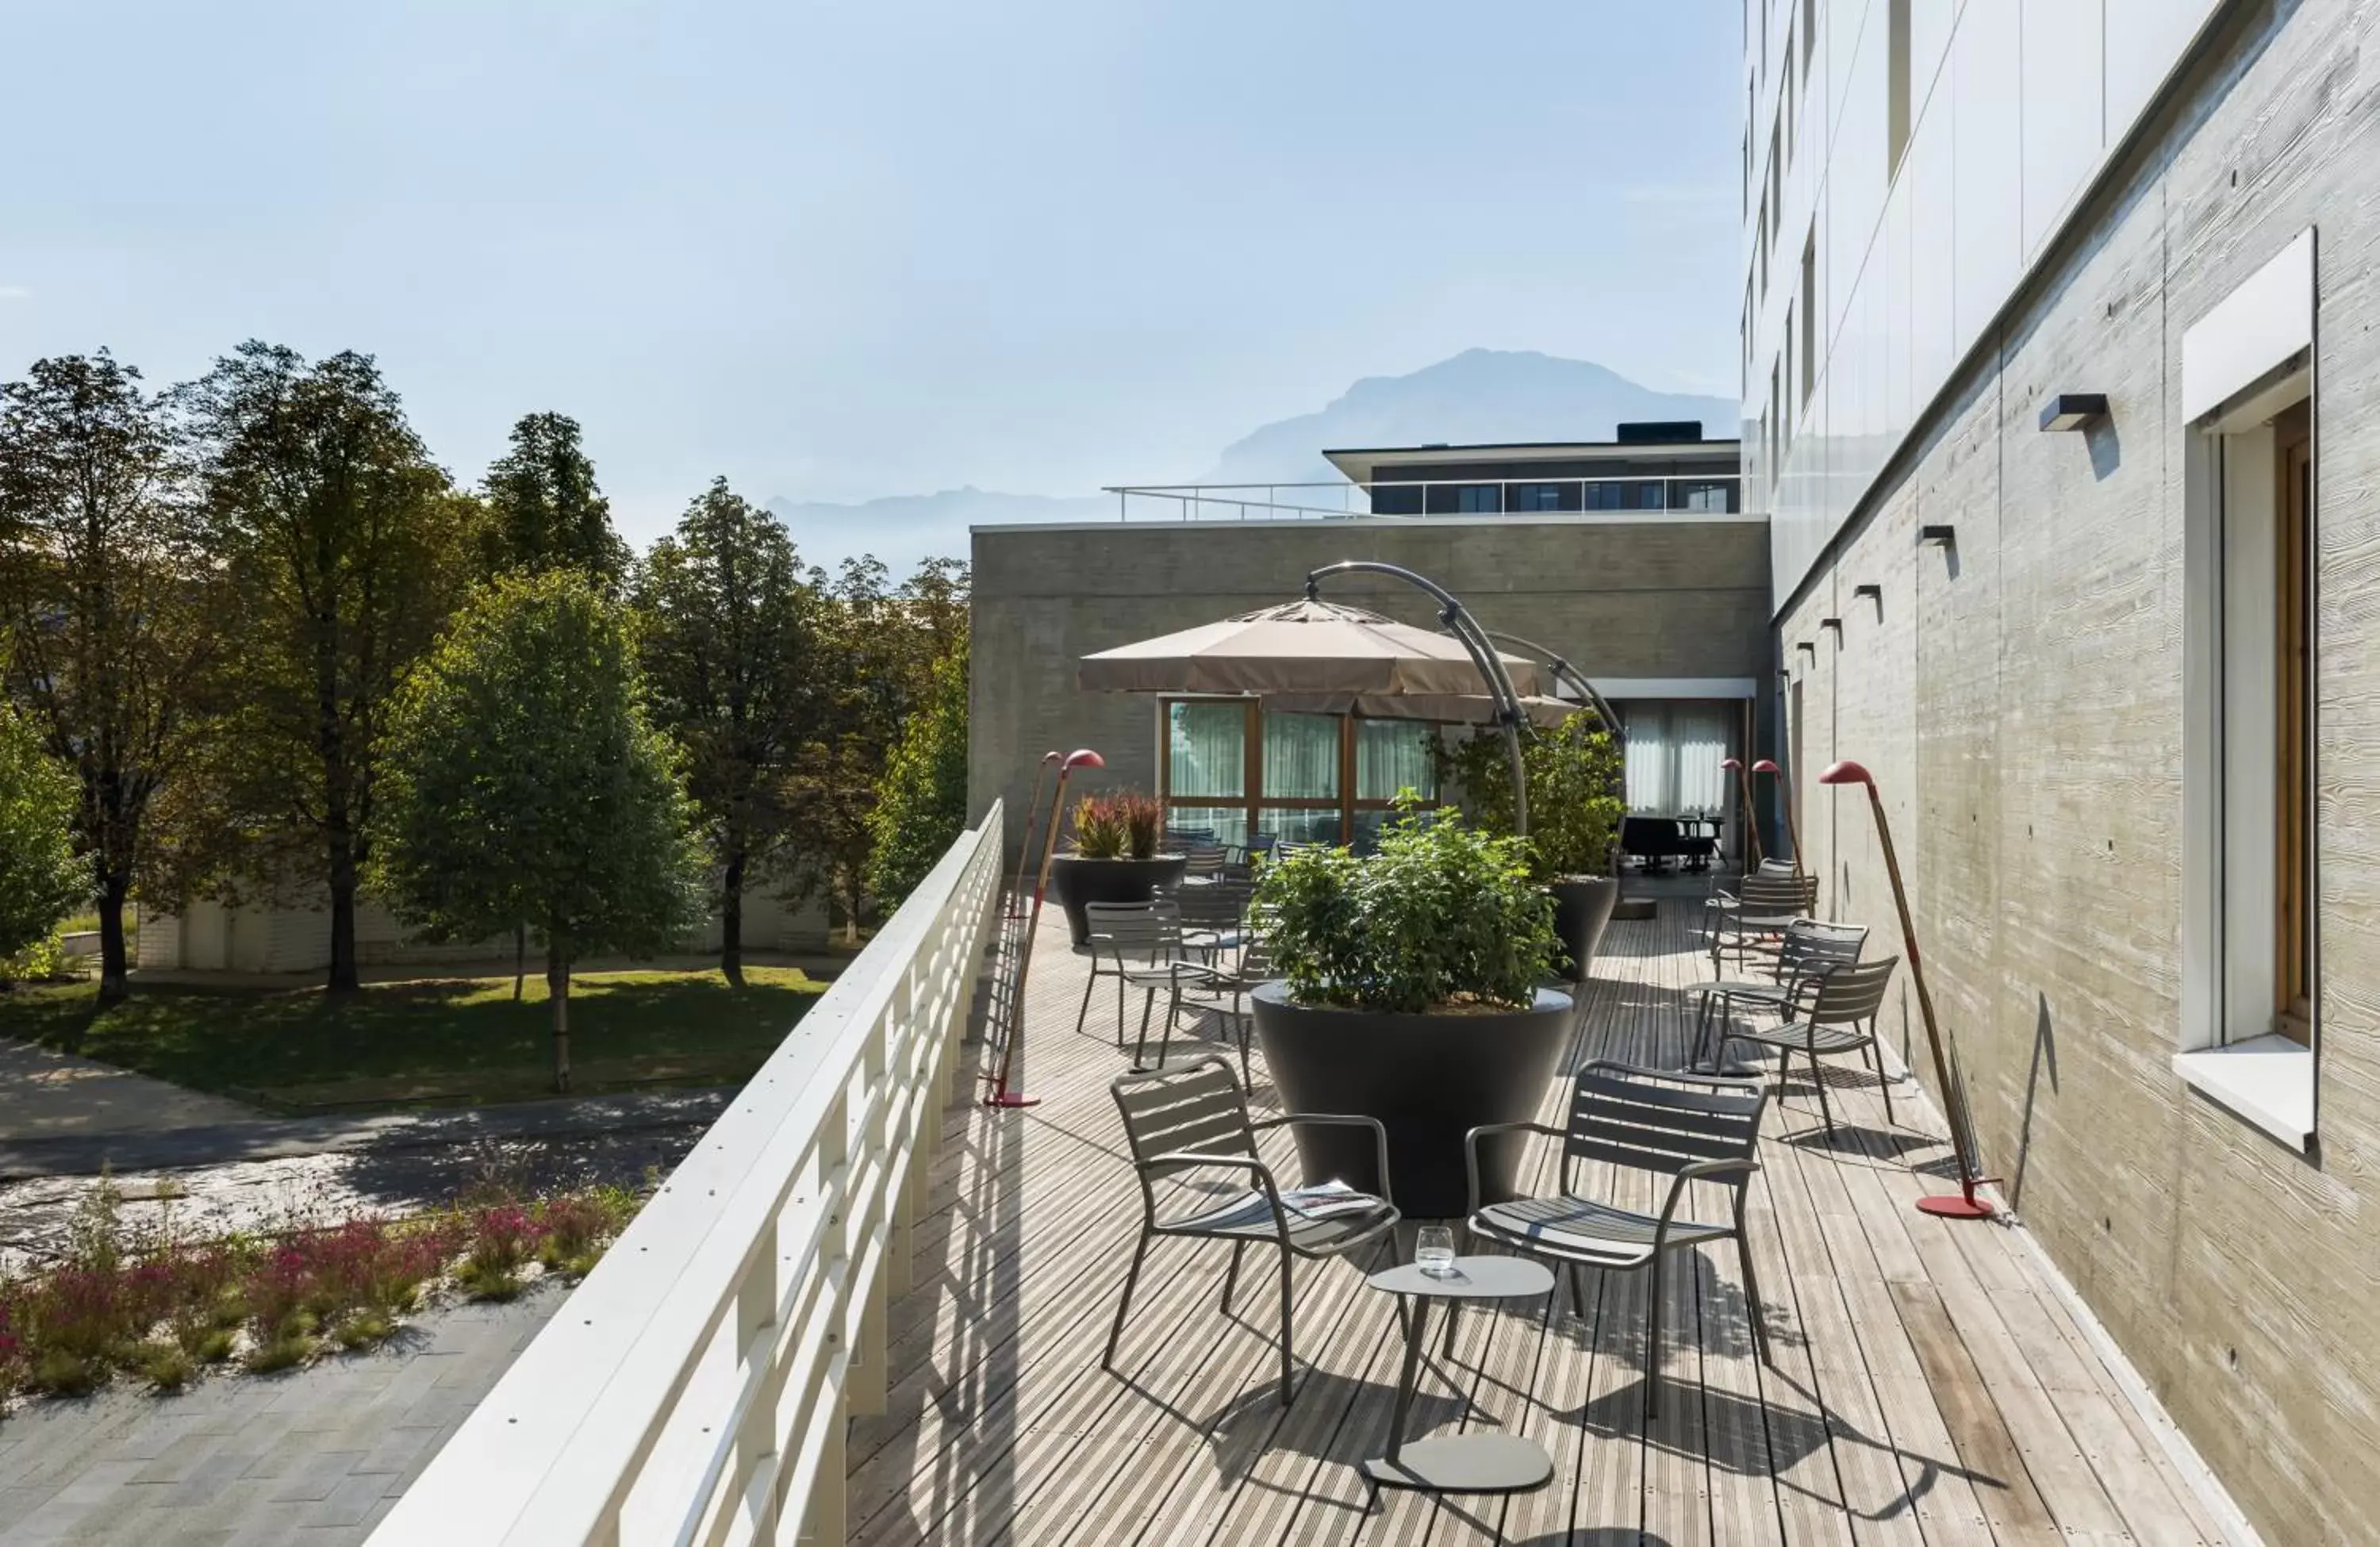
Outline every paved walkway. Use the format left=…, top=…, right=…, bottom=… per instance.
left=0, top=1040, right=253, bottom=1144
left=0, top=1284, right=567, bottom=1546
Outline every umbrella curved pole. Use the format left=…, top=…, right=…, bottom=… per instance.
left=1305, top=561, right=1530, bottom=836
left=1476, top=628, right=1624, bottom=744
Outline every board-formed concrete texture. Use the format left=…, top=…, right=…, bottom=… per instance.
left=1769, top=2, right=2380, bottom=1540
left=969, top=512, right=1772, bottom=856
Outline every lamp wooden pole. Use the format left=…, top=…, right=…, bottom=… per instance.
left=1721, top=756, right=1764, bottom=871
left=1008, top=751, right=1062, bottom=915
left=1820, top=758, right=1997, bottom=1219
left=1753, top=758, right=1802, bottom=877
left=988, top=748, right=1104, bottom=1108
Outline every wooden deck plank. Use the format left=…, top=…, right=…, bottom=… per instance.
left=845, top=894, right=2232, bottom=1547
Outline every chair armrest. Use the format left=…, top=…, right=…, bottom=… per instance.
left=1461, top=1120, right=1568, bottom=1216
left=1653, top=1157, right=1761, bottom=1246
left=1138, top=1151, right=1292, bottom=1246
left=1254, top=1112, right=1392, bottom=1203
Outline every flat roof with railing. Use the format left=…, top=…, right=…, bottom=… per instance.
left=1100, top=473, right=1748, bottom=524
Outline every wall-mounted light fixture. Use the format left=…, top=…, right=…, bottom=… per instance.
left=1852, top=583, right=1883, bottom=604
left=2038, top=392, right=2109, bottom=432
left=1795, top=640, right=1817, bottom=662
left=1819, top=617, right=1844, bottom=635
left=1919, top=524, right=1956, bottom=546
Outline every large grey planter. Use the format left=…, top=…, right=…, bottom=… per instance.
left=1047, top=854, right=1188, bottom=946
left=1549, top=875, right=1622, bottom=981
left=1250, top=982, right=1574, bottom=1219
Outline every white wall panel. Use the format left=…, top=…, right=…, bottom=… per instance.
left=2021, top=0, right=2106, bottom=255
left=1910, top=0, right=1959, bottom=119
left=1908, top=90, right=1957, bottom=414
left=2106, top=0, right=2218, bottom=134
left=1952, top=3, right=2023, bottom=357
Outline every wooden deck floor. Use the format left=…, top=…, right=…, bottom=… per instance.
left=846, top=897, right=2229, bottom=1546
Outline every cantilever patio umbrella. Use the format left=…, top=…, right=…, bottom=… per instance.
left=1261, top=689, right=1579, bottom=727
left=1077, top=597, right=1549, bottom=700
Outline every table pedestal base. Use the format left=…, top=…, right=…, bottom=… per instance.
left=1361, top=1434, right=1553, bottom=1495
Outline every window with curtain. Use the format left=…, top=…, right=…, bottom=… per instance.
left=1157, top=701, right=1439, bottom=848
left=1621, top=701, right=1736, bottom=813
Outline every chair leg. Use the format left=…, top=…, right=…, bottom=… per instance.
left=1875, top=1040, right=1897, bottom=1127
left=1219, top=1239, right=1245, bottom=1312
left=1104, top=1230, right=1152, bottom=1373
left=1734, top=1224, right=1770, bottom=1365
left=1276, top=1244, right=1297, bottom=1407
left=1075, top=969, right=1098, bottom=1040
left=1115, top=973, right=1127, bottom=1048
left=1569, top=1262, right=1587, bottom=1320
left=1138, top=985, right=1158, bottom=1058
left=1642, top=1253, right=1664, bottom=1419
left=1810, top=1046, right=1835, bottom=1135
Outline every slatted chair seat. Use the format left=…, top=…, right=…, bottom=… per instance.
left=1106, top=1056, right=1399, bottom=1407
left=1470, top=1193, right=1734, bottom=1267
left=1729, top=1019, right=1875, bottom=1055
left=1453, top=1060, right=1770, bottom=1418
left=1704, top=873, right=1818, bottom=975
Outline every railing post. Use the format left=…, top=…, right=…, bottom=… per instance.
left=735, top=1232, right=782, bottom=1536
left=800, top=1416, right=846, bottom=1546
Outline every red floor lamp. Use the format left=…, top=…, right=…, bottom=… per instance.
left=1720, top=756, right=1764, bottom=871
left=987, top=747, right=1104, bottom=1109
left=1752, top=758, right=1802, bottom=876
left=1818, top=758, right=1997, bottom=1220
left=1008, top=750, right=1063, bottom=915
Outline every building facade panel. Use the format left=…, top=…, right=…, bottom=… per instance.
left=1749, top=2, right=2380, bottom=1537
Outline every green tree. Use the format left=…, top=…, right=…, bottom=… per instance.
left=1433, top=709, right=1626, bottom=881
left=480, top=412, right=628, bottom=586
left=635, top=478, right=825, bottom=985
left=178, top=341, right=473, bottom=992
left=0, top=352, right=213, bottom=999
left=372, top=571, right=707, bottom=1091
left=0, top=702, right=86, bottom=966
left=865, top=641, right=968, bottom=909
left=798, top=556, right=969, bottom=942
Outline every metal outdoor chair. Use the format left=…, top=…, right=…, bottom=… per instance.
left=1182, top=843, right=1230, bottom=880
left=1686, top=919, right=1868, bottom=1070
left=1704, top=873, right=1818, bottom=975
left=1711, top=954, right=1901, bottom=1135
left=1076, top=899, right=1184, bottom=1050
left=1105, top=1055, right=1399, bottom=1406
left=1137, top=907, right=1276, bottom=1082
left=1456, top=1061, right=1769, bottom=1418
left=1164, top=825, right=1218, bottom=850
left=1175, top=876, right=1256, bottom=962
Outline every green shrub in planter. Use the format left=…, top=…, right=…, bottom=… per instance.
left=1254, top=797, right=1557, bottom=1014
left=1433, top=710, right=1624, bottom=882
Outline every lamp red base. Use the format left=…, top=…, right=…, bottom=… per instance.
left=982, top=1090, right=1041, bottom=1108
left=1914, top=1191, right=1996, bottom=1219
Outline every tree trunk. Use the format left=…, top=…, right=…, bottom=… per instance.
left=326, top=862, right=360, bottom=993
left=97, top=873, right=132, bottom=1004
left=513, top=923, right=527, bottom=1001
left=721, top=847, right=746, bottom=988
left=842, top=870, right=862, bottom=946
left=547, top=943, right=572, bottom=1093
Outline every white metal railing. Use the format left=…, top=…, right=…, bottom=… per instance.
left=368, top=802, right=1005, bottom=1547
left=1100, top=473, right=1744, bottom=523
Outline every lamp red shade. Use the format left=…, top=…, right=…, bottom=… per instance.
left=1752, top=758, right=1781, bottom=774
left=1063, top=748, right=1106, bottom=770
left=1720, top=756, right=1745, bottom=771
left=1819, top=759, right=1873, bottom=786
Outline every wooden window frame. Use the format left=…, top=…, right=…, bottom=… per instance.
left=1158, top=698, right=1435, bottom=846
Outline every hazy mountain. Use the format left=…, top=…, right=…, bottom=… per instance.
left=766, top=351, right=1737, bottom=574
left=1200, top=349, right=1737, bottom=487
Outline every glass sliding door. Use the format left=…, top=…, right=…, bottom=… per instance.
left=1259, top=711, right=1340, bottom=845
left=1619, top=701, right=1740, bottom=815
left=1165, top=700, right=1250, bottom=846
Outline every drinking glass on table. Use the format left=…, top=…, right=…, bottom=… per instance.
left=1415, top=1226, right=1456, bottom=1276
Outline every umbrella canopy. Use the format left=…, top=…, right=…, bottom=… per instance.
left=1077, top=597, right=1546, bottom=698
left=1262, top=690, right=1583, bottom=728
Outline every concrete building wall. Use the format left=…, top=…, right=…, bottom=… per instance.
left=969, top=514, right=1772, bottom=854
left=136, top=889, right=830, bottom=973
left=1767, top=3, right=2380, bottom=1539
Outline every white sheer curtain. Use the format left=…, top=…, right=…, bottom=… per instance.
left=1621, top=702, right=1737, bottom=812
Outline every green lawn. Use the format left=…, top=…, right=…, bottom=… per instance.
left=0, top=966, right=830, bottom=1111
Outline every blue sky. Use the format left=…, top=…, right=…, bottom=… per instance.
left=1, top=1, right=1740, bottom=547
